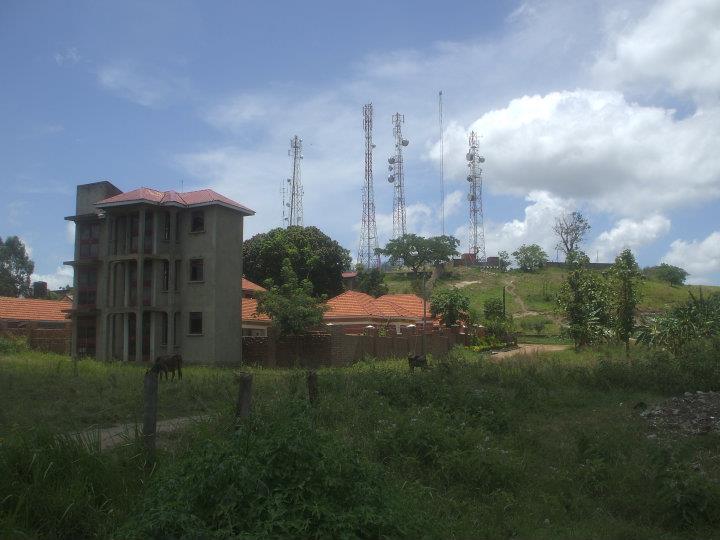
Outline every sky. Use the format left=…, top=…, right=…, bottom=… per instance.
left=1, top=0, right=719, bottom=288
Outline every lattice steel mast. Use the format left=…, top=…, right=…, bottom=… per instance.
left=282, top=135, right=303, bottom=227
left=387, top=113, right=409, bottom=238
left=358, top=104, right=380, bottom=269
left=466, top=131, right=486, bottom=264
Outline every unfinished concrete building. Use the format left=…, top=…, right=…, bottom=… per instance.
left=65, top=181, right=254, bottom=364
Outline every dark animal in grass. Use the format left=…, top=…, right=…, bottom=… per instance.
left=408, top=354, right=428, bottom=372
left=147, top=354, right=183, bottom=380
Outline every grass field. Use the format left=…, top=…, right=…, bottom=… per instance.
left=2, top=342, right=720, bottom=538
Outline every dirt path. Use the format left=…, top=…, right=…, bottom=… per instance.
left=490, top=344, right=570, bottom=359
left=73, top=414, right=212, bottom=451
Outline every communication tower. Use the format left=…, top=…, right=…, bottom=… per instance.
left=466, top=131, right=486, bottom=264
left=358, top=104, right=381, bottom=269
left=282, top=135, right=303, bottom=227
left=387, top=113, right=409, bottom=238
left=439, top=91, right=445, bottom=235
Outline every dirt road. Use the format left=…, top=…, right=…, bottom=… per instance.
left=491, top=343, right=570, bottom=359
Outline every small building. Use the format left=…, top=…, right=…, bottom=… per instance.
left=241, top=277, right=271, bottom=337
left=323, top=290, right=437, bottom=334
left=64, top=181, right=254, bottom=364
left=341, top=271, right=358, bottom=290
left=0, top=296, right=71, bottom=330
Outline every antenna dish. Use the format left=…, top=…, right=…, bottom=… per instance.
left=388, top=165, right=393, bottom=171
left=287, top=178, right=292, bottom=183
left=466, top=152, right=474, bottom=161
left=468, top=194, right=475, bottom=201
left=401, top=139, right=409, bottom=146
left=479, top=157, right=485, bottom=163
left=388, top=175, right=395, bottom=183
left=388, top=157, right=396, bottom=164
left=467, top=175, right=473, bottom=182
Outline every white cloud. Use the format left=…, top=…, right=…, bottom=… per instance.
left=66, top=222, right=75, bottom=244
left=97, top=64, right=184, bottom=107
left=594, top=0, right=720, bottom=101
left=431, top=89, right=720, bottom=216
left=54, top=47, right=80, bottom=66
left=454, top=190, right=572, bottom=256
left=593, top=214, right=671, bottom=261
left=32, top=265, right=73, bottom=290
left=442, top=190, right=464, bottom=219
left=662, top=231, right=720, bottom=283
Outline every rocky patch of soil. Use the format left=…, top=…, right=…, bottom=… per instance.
left=641, top=391, right=720, bottom=436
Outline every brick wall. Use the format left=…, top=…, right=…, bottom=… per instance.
left=0, top=321, right=71, bottom=355
left=242, top=326, right=473, bottom=368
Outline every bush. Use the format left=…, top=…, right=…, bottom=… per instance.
left=0, top=335, right=28, bottom=354
left=119, top=403, right=412, bottom=539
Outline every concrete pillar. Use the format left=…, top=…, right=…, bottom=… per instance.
left=124, top=262, right=130, bottom=307
left=149, top=311, right=156, bottom=361
left=123, top=313, right=129, bottom=362
left=167, top=309, right=174, bottom=353
left=136, top=209, right=145, bottom=362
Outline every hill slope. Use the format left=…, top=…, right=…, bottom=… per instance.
left=385, top=265, right=718, bottom=337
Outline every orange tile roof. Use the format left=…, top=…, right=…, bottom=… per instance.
left=96, top=187, right=255, bottom=215
left=242, top=277, right=266, bottom=293
left=325, top=291, right=430, bottom=322
left=0, top=297, right=71, bottom=322
left=241, top=298, right=271, bottom=324
left=325, top=291, right=376, bottom=319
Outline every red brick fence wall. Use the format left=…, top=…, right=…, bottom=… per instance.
left=242, top=325, right=476, bottom=368
left=0, top=321, right=71, bottom=355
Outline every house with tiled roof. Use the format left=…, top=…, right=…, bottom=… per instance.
left=64, top=180, right=254, bottom=363
left=241, top=277, right=271, bottom=336
left=323, top=290, right=437, bottom=334
left=0, top=296, right=71, bottom=329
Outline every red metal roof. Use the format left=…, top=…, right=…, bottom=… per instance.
left=0, top=297, right=71, bottom=323
left=96, top=187, right=254, bottom=215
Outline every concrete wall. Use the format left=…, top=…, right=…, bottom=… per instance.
left=75, top=181, right=122, bottom=216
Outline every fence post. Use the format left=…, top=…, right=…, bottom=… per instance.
left=142, top=370, right=159, bottom=463
left=235, top=372, right=253, bottom=420
left=307, top=369, right=318, bottom=404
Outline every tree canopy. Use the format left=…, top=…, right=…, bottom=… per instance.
left=376, top=234, right=459, bottom=276
left=553, top=211, right=590, bottom=258
left=255, top=259, right=328, bottom=336
left=430, top=288, right=470, bottom=326
left=243, top=226, right=351, bottom=298
left=354, top=267, right=388, bottom=298
left=512, top=244, right=547, bottom=273
left=645, top=263, right=689, bottom=287
left=0, top=236, right=34, bottom=298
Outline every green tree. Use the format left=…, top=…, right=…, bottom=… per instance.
left=0, top=236, right=35, bottom=297
left=512, top=244, right=547, bottom=272
left=243, top=226, right=351, bottom=298
left=376, top=234, right=459, bottom=280
left=354, top=267, right=388, bottom=298
left=497, top=250, right=511, bottom=272
left=649, top=263, right=689, bottom=287
left=553, top=211, right=590, bottom=257
left=637, top=290, right=720, bottom=354
left=608, top=249, right=643, bottom=354
left=256, top=259, right=328, bottom=336
left=483, top=298, right=505, bottom=320
left=557, top=251, right=610, bottom=349
left=430, top=288, right=470, bottom=326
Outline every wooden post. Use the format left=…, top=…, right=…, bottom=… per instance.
left=307, top=369, right=318, bottom=404
left=142, top=370, right=159, bottom=462
left=235, top=372, right=253, bottom=420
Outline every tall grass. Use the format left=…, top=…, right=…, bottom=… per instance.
left=2, top=342, right=720, bottom=538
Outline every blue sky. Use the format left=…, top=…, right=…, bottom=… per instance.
left=1, top=0, right=719, bottom=288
